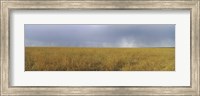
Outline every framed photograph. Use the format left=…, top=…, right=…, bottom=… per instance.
left=1, top=0, right=199, bottom=95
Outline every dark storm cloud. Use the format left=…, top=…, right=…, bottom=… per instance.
left=24, top=24, right=175, bottom=48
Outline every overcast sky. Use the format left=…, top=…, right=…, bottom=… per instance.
left=25, top=24, right=175, bottom=48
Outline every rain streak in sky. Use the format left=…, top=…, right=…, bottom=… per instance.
left=25, top=24, right=175, bottom=48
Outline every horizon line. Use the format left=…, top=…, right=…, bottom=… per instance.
left=25, top=46, right=175, bottom=48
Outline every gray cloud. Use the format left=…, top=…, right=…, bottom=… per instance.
left=25, top=24, right=175, bottom=48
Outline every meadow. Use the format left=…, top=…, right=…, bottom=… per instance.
left=25, top=47, right=175, bottom=71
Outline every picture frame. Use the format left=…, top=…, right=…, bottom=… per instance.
left=1, top=0, right=199, bottom=95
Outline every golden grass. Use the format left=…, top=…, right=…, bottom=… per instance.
left=25, top=47, right=175, bottom=71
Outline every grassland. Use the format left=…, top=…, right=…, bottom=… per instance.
left=25, top=47, right=175, bottom=71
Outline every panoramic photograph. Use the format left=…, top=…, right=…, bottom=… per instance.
left=25, top=24, right=175, bottom=71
